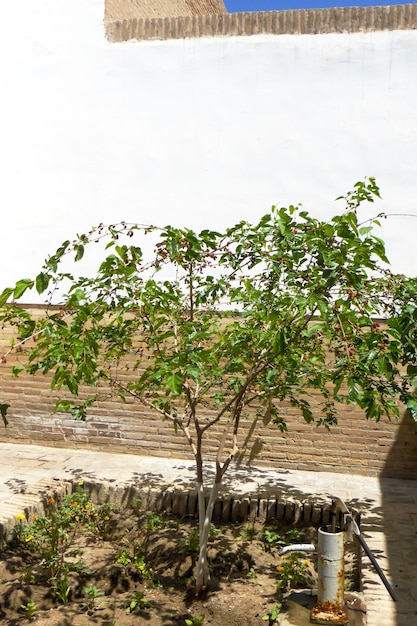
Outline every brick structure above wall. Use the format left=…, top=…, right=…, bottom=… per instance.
left=105, top=0, right=227, bottom=22
left=105, top=4, right=417, bottom=42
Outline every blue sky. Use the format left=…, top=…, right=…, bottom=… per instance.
left=225, top=1, right=412, bottom=12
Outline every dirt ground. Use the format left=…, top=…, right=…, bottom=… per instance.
left=0, top=500, right=358, bottom=626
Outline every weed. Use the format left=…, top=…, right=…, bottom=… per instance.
left=115, top=547, right=154, bottom=583
left=124, top=591, right=152, bottom=614
left=133, top=555, right=154, bottom=582
left=84, top=584, right=106, bottom=611
left=259, top=529, right=282, bottom=552
left=145, top=512, right=164, bottom=532
left=20, top=567, right=36, bottom=585
left=132, top=498, right=143, bottom=515
left=259, top=527, right=303, bottom=553
left=262, top=603, right=282, bottom=623
left=180, top=522, right=219, bottom=555
left=246, top=567, right=257, bottom=579
left=180, top=529, right=199, bottom=553
left=209, top=522, right=220, bottom=537
left=68, top=561, right=91, bottom=577
left=284, top=528, right=302, bottom=544
left=67, top=548, right=81, bottom=558
left=20, top=599, right=38, bottom=621
left=185, top=613, right=205, bottom=626
left=115, top=548, right=131, bottom=570
left=13, top=514, right=27, bottom=543
left=240, top=524, right=258, bottom=542
left=53, top=564, right=71, bottom=604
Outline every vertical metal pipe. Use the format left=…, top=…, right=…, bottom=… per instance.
left=317, top=527, right=345, bottom=606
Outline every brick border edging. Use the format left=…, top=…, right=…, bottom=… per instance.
left=106, top=4, right=417, bottom=42
left=0, top=476, right=358, bottom=546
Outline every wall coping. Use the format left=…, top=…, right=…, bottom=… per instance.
left=105, top=4, right=417, bottom=42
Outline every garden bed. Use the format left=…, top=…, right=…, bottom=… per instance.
left=0, top=484, right=360, bottom=625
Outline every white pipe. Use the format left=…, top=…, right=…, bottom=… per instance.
left=278, top=543, right=316, bottom=556
left=317, top=527, right=345, bottom=607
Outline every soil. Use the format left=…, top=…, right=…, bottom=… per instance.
left=0, top=501, right=358, bottom=626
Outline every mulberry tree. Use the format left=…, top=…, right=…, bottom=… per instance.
left=1, top=179, right=417, bottom=590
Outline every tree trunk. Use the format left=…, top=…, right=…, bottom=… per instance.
left=195, top=479, right=220, bottom=591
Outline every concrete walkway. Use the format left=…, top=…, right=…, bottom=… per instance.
left=0, top=442, right=415, bottom=626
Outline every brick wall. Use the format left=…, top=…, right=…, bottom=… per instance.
left=1, top=306, right=416, bottom=479
left=105, top=4, right=417, bottom=43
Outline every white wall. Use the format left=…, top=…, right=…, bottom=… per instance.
left=1, top=0, right=417, bottom=295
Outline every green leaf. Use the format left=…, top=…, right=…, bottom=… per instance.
left=12, top=366, right=25, bottom=377
left=74, top=244, right=85, bottom=262
left=333, top=375, right=344, bottom=398
left=348, top=380, right=360, bottom=401
left=166, top=373, right=183, bottom=395
left=65, top=376, right=79, bottom=395
left=13, top=279, right=34, bottom=300
left=0, top=287, right=13, bottom=307
left=301, top=404, right=314, bottom=423
left=406, top=398, right=417, bottom=423
left=55, top=400, right=72, bottom=413
left=55, top=240, right=70, bottom=259
left=316, top=300, right=328, bottom=318
left=35, top=272, right=50, bottom=294
left=71, top=406, right=87, bottom=420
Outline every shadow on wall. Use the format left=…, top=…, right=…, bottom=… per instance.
left=380, top=412, right=417, bottom=624
left=380, top=412, right=417, bottom=480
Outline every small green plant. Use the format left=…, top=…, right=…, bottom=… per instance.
left=88, top=501, right=115, bottom=538
left=180, top=529, right=199, bottom=553
left=13, top=513, right=27, bottom=543
left=20, top=599, right=38, bottom=621
left=124, top=591, right=152, bottom=614
left=132, top=498, right=143, bottom=516
left=239, top=524, right=258, bottom=542
left=276, top=554, right=312, bottom=590
left=185, top=613, right=205, bottom=626
left=115, top=548, right=131, bottom=570
left=84, top=584, right=106, bottom=611
left=262, top=603, right=282, bottom=623
left=67, top=547, right=81, bottom=558
left=133, top=555, right=154, bottom=583
left=145, top=512, right=164, bottom=531
left=259, top=527, right=303, bottom=553
left=180, top=522, right=219, bottom=555
left=53, top=564, right=71, bottom=604
left=68, top=560, right=91, bottom=577
left=20, top=567, right=36, bottom=585
left=259, top=529, right=282, bottom=552
left=246, top=567, right=257, bottom=579
left=209, top=522, right=220, bottom=537
left=284, top=528, right=302, bottom=544
left=115, top=547, right=154, bottom=582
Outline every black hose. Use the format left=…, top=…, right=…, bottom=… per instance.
left=356, top=533, right=397, bottom=602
